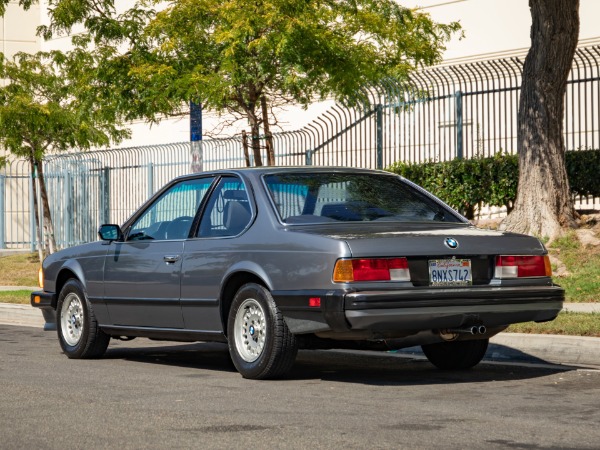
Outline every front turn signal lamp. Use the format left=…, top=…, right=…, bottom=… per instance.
left=494, top=255, right=552, bottom=278
left=38, top=267, right=44, bottom=289
left=333, top=257, right=410, bottom=282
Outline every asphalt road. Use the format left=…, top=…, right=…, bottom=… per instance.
left=2, top=325, right=600, bottom=450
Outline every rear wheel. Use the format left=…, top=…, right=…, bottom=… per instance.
left=422, top=338, right=489, bottom=370
left=56, top=279, right=109, bottom=359
left=227, top=283, right=297, bottom=379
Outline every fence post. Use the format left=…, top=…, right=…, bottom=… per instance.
left=455, top=90, right=464, bottom=159
left=29, top=173, right=36, bottom=253
left=147, top=162, right=154, bottom=199
left=305, top=149, right=313, bottom=166
left=0, top=175, right=5, bottom=249
left=376, top=104, right=383, bottom=169
left=100, top=167, right=110, bottom=223
left=65, top=171, right=73, bottom=247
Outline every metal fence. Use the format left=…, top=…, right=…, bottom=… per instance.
left=2, top=44, right=600, bottom=250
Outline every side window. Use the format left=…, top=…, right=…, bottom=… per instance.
left=128, top=177, right=214, bottom=241
left=198, top=176, right=251, bottom=237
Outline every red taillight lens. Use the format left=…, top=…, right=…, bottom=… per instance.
left=333, top=258, right=410, bottom=282
left=495, top=255, right=551, bottom=278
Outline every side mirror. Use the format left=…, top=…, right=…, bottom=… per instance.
left=98, top=224, right=124, bottom=242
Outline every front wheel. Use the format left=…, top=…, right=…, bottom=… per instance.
left=422, top=338, right=489, bottom=370
left=227, top=283, right=298, bottom=379
left=56, top=279, right=110, bottom=359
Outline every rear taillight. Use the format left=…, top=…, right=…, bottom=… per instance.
left=494, top=255, right=552, bottom=278
left=333, top=257, right=410, bottom=282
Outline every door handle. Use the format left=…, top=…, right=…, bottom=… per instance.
left=163, top=255, right=181, bottom=263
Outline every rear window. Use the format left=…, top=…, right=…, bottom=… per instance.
left=263, top=172, right=463, bottom=224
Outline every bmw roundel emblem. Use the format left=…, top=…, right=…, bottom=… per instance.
left=444, top=237, right=459, bottom=249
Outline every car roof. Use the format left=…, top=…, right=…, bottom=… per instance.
left=172, top=166, right=396, bottom=182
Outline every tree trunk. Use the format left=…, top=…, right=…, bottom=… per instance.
left=501, top=0, right=579, bottom=240
left=248, top=111, right=263, bottom=167
left=35, top=159, right=57, bottom=254
left=29, top=156, right=45, bottom=262
left=261, top=95, right=275, bottom=166
left=241, top=130, right=251, bottom=167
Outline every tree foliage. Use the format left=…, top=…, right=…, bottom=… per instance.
left=36, top=0, right=460, bottom=165
left=0, top=51, right=128, bottom=157
left=0, top=50, right=129, bottom=257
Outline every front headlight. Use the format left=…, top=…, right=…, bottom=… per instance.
left=38, top=267, right=44, bottom=289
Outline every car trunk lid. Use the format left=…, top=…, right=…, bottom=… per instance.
left=289, top=222, right=546, bottom=286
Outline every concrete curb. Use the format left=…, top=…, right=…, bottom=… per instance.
left=0, top=303, right=45, bottom=328
left=489, top=333, right=600, bottom=368
left=1, top=302, right=599, bottom=369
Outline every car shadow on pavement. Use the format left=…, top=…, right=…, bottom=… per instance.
left=289, top=348, right=576, bottom=386
left=100, top=339, right=577, bottom=386
left=103, top=341, right=238, bottom=374
left=395, top=343, right=560, bottom=367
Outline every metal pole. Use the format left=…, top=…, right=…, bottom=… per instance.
left=305, top=149, right=313, bottom=166
left=147, top=162, right=154, bottom=199
left=101, top=167, right=110, bottom=224
left=65, top=171, right=73, bottom=247
left=455, top=90, right=464, bottom=159
left=0, top=175, right=5, bottom=249
left=190, top=101, right=203, bottom=173
left=29, top=172, right=36, bottom=253
left=376, top=104, right=383, bottom=169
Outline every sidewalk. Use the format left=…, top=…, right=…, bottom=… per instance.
left=1, top=299, right=599, bottom=369
left=563, top=303, right=600, bottom=313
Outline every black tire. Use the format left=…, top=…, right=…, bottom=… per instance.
left=227, top=283, right=298, bottom=379
left=56, top=279, right=110, bottom=359
left=422, top=338, right=489, bottom=370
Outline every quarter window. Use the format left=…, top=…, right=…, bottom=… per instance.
left=198, top=176, right=251, bottom=237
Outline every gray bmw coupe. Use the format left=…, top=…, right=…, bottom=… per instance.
left=32, top=167, right=564, bottom=379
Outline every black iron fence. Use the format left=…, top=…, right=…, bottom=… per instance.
left=2, top=44, right=600, bottom=249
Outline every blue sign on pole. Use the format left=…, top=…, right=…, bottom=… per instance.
left=190, top=101, right=203, bottom=172
left=190, top=101, right=202, bottom=141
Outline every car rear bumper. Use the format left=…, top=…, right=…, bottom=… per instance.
left=273, top=285, right=564, bottom=336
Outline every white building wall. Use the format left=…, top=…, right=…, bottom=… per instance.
left=403, top=0, right=600, bottom=63
left=1, top=1, right=40, bottom=160
left=0, top=1, right=40, bottom=61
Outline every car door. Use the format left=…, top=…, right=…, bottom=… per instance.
left=103, top=177, right=214, bottom=328
left=180, top=176, right=253, bottom=331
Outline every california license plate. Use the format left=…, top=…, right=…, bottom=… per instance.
left=428, top=259, right=472, bottom=286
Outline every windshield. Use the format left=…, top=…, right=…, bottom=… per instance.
left=263, top=172, right=463, bottom=224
